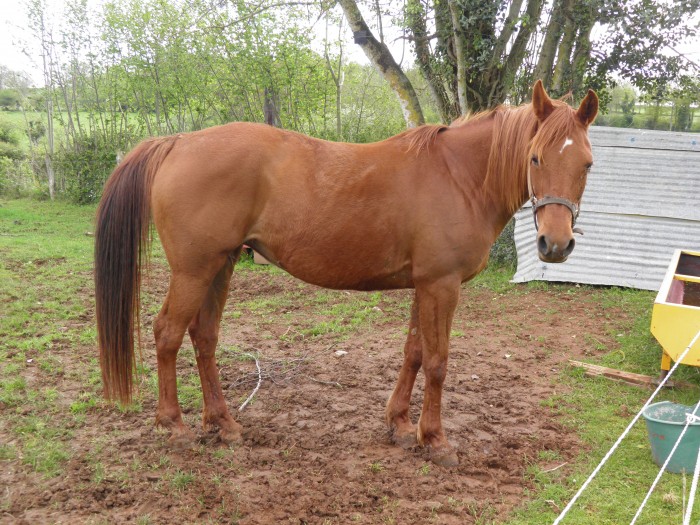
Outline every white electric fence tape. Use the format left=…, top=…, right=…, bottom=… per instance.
left=630, top=401, right=700, bottom=524
left=552, top=328, right=700, bottom=525
left=683, top=443, right=700, bottom=525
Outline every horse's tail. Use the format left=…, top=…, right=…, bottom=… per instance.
left=95, top=136, right=176, bottom=404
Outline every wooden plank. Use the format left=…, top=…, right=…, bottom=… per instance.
left=569, top=360, right=653, bottom=386
left=568, top=360, right=694, bottom=389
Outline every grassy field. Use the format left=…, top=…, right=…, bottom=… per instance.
left=0, top=110, right=42, bottom=150
left=594, top=106, right=700, bottom=132
left=2, top=198, right=700, bottom=523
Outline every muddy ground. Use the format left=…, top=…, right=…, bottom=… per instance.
left=1, top=261, right=631, bottom=524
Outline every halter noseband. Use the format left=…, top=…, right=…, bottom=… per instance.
left=527, top=164, right=583, bottom=235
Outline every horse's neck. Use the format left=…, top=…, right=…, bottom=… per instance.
left=441, top=117, right=529, bottom=238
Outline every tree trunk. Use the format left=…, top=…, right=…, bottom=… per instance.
left=495, top=0, right=544, bottom=105
left=406, top=0, right=453, bottom=122
left=570, top=3, right=596, bottom=98
left=44, top=28, right=56, bottom=198
left=338, top=0, right=424, bottom=127
left=44, top=153, right=55, bottom=200
left=31, top=1, right=56, bottom=200
left=324, top=16, right=344, bottom=139
left=550, top=6, right=576, bottom=96
left=533, top=0, right=572, bottom=87
left=264, top=86, right=281, bottom=128
left=489, top=0, right=525, bottom=70
left=446, top=0, right=468, bottom=115
left=571, top=25, right=593, bottom=96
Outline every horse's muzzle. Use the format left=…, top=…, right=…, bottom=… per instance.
left=537, top=234, right=575, bottom=263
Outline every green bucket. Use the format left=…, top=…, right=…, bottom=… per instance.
left=643, top=401, right=700, bottom=474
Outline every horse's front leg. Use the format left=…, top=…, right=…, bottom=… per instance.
left=416, top=277, right=460, bottom=467
left=386, top=295, right=422, bottom=448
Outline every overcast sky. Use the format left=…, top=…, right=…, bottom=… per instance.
left=2, top=2, right=40, bottom=82
left=2, top=0, right=699, bottom=88
left=0, top=0, right=370, bottom=86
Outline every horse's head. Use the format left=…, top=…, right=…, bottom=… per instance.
left=528, top=80, right=598, bottom=263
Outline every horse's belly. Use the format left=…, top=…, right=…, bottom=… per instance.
left=294, top=266, right=415, bottom=291
left=247, top=240, right=413, bottom=291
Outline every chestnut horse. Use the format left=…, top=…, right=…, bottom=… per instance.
left=95, top=81, right=598, bottom=466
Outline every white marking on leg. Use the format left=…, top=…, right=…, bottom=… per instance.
left=559, top=137, right=574, bottom=154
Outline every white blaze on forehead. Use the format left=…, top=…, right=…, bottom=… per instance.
left=559, top=137, right=574, bottom=154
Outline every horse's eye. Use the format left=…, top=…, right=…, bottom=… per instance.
left=531, top=156, right=540, bottom=167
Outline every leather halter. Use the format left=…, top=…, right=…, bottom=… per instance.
left=527, top=164, right=583, bottom=235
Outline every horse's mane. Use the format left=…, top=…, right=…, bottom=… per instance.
left=401, top=100, right=579, bottom=215
left=400, top=124, right=448, bottom=154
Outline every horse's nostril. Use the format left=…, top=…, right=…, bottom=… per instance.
left=563, top=237, right=576, bottom=257
left=538, top=235, right=574, bottom=260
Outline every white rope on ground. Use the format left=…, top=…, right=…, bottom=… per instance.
left=238, top=353, right=262, bottom=412
left=630, top=400, right=700, bottom=524
left=683, top=443, right=700, bottom=525
left=553, top=328, right=700, bottom=525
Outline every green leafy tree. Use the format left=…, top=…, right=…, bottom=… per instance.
left=339, top=0, right=700, bottom=119
left=0, top=89, right=22, bottom=110
left=670, top=75, right=700, bottom=131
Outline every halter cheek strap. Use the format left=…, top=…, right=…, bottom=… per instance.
left=527, top=165, right=584, bottom=235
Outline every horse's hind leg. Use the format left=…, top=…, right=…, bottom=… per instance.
left=386, top=295, right=422, bottom=448
left=154, top=255, right=229, bottom=448
left=187, top=251, right=242, bottom=445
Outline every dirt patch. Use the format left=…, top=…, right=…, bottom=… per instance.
left=1, top=266, right=627, bottom=524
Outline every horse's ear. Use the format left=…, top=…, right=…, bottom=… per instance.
left=576, top=89, right=599, bottom=127
left=532, top=80, right=554, bottom=122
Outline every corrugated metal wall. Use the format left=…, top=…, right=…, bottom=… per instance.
left=512, top=126, right=700, bottom=291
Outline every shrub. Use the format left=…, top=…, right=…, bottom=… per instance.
left=490, top=219, right=516, bottom=269
left=55, top=135, right=119, bottom=204
left=0, top=121, right=20, bottom=145
left=27, top=120, right=45, bottom=144
left=0, top=142, right=25, bottom=160
left=674, top=100, right=692, bottom=131
left=0, top=157, right=36, bottom=197
left=0, top=89, right=21, bottom=110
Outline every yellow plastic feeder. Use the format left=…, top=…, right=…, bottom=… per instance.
left=651, top=249, right=700, bottom=379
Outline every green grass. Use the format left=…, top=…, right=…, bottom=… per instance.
left=301, top=291, right=383, bottom=338
left=466, top=265, right=700, bottom=523
left=0, top=198, right=98, bottom=477
left=170, top=469, right=196, bottom=491
left=368, top=461, right=385, bottom=473
left=0, top=443, right=17, bottom=461
left=500, top=281, right=700, bottom=524
left=509, top=369, right=700, bottom=524
left=3, top=198, right=700, bottom=522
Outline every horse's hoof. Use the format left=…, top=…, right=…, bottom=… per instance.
left=391, top=430, right=418, bottom=449
left=168, top=430, right=196, bottom=450
left=429, top=446, right=459, bottom=467
left=219, top=428, right=243, bottom=446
